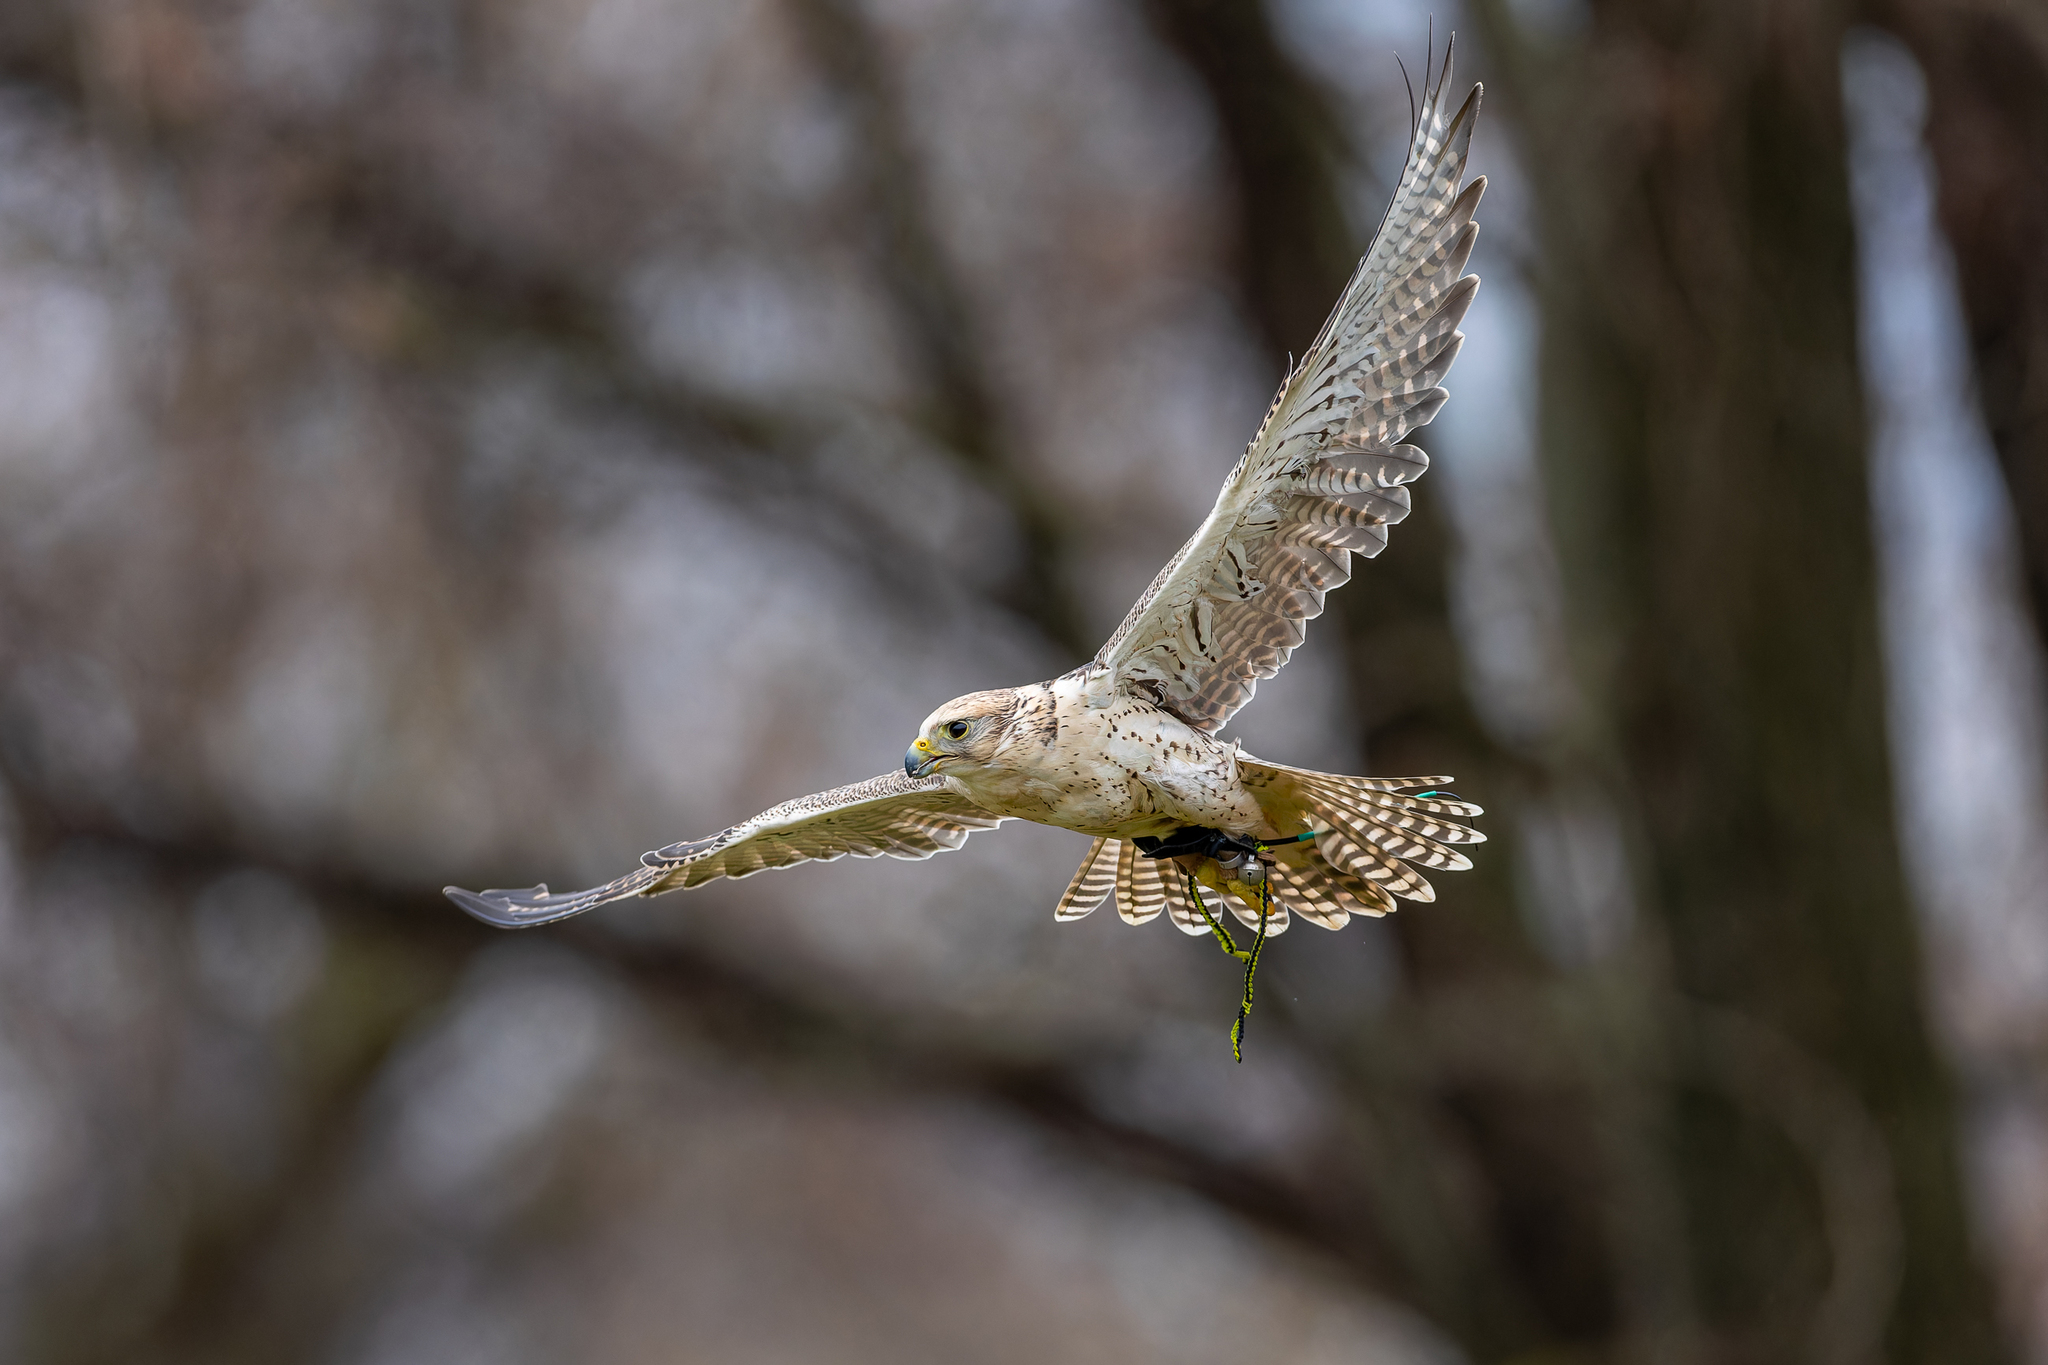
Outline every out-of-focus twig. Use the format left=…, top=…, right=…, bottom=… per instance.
left=782, top=0, right=1088, bottom=658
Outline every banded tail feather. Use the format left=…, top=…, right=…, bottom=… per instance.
left=1123, top=851, right=1170, bottom=926
left=1055, top=837, right=1119, bottom=920
left=1046, top=758, right=1482, bottom=930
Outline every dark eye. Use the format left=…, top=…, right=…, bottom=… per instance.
left=944, top=720, right=970, bottom=740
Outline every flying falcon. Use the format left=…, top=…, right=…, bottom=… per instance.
left=448, top=54, right=1487, bottom=1057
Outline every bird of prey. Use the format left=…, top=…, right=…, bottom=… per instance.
left=447, top=52, right=1487, bottom=1058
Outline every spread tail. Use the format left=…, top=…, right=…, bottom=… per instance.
left=1050, top=758, right=1483, bottom=932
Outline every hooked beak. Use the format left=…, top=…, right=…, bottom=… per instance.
left=905, top=738, right=941, bottom=779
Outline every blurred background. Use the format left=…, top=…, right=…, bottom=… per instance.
left=0, top=0, right=2042, bottom=1362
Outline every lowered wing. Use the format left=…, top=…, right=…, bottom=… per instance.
left=1094, top=46, right=1483, bottom=732
left=446, top=772, right=1007, bottom=928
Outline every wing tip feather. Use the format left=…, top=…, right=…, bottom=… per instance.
left=445, top=882, right=585, bottom=930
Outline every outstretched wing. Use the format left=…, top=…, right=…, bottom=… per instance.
left=445, top=772, right=1007, bottom=929
left=1094, top=48, right=1483, bottom=733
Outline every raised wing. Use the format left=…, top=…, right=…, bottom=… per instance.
left=445, top=772, right=1007, bottom=929
left=1095, top=47, right=1483, bottom=732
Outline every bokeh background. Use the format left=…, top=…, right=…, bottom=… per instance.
left=0, top=0, right=2043, bottom=1362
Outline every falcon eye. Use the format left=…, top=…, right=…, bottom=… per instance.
left=944, top=720, right=970, bottom=740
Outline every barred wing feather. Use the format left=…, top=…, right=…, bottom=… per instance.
left=445, top=772, right=1006, bottom=928
left=1096, top=51, right=1483, bottom=733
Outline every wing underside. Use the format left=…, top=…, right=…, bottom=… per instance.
left=446, top=772, right=1006, bottom=929
left=1095, top=46, right=1484, bottom=733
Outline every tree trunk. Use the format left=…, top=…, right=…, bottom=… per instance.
left=1481, top=0, right=2007, bottom=1360
left=1873, top=0, right=2048, bottom=659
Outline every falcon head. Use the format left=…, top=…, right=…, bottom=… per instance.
left=906, top=690, right=1019, bottom=778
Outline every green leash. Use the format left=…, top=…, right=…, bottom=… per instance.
left=1185, top=867, right=1274, bottom=1063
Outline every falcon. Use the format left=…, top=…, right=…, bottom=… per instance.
left=447, top=53, right=1487, bottom=1058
